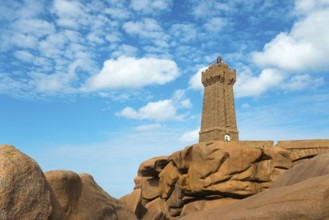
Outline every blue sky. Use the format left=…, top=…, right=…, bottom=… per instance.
left=1, top=0, right=329, bottom=198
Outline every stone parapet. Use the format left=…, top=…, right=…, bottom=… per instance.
left=276, top=139, right=329, bottom=163
left=276, top=139, right=329, bottom=149
left=236, top=141, right=274, bottom=149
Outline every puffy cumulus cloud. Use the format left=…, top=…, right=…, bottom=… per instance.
left=235, top=68, right=285, bottom=98
left=179, top=128, right=199, bottom=143
left=188, top=61, right=321, bottom=98
left=188, top=66, right=207, bottom=91
left=117, top=90, right=191, bottom=121
left=117, top=100, right=179, bottom=121
left=131, top=0, right=173, bottom=14
left=252, top=33, right=321, bottom=72
left=252, top=2, right=329, bottom=72
left=242, top=0, right=329, bottom=98
left=83, top=56, right=179, bottom=91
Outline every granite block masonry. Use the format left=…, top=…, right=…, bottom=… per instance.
left=199, top=55, right=239, bottom=142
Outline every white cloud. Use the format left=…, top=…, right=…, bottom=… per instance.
left=136, top=123, right=162, bottom=131
left=117, top=100, right=180, bottom=121
left=179, top=99, right=192, bottom=109
left=241, top=103, right=251, bottom=109
left=179, top=128, right=199, bottom=143
left=15, top=50, right=34, bottom=63
left=56, top=18, right=79, bottom=29
left=191, top=0, right=287, bottom=20
left=204, top=17, right=226, bottom=32
left=112, top=44, right=138, bottom=57
left=294, top=0, right=329, bottom=13
left=98, top=92, right=130, bottom=101
left=104, top=5, right=130, bottom=20
left=191, top=1, right=230, bottom=18
left=252, top=4, right=329, bottom=72
left=0, top=0, right=45, bottom=21
left=38, top=34, right=69, bottom=58
left=53, top=0, right=85, bottom=18
left=117, top=90, right=191, bottom=121
left=173, top=89, right=192, bottom=109
left=235, top=68, right=285, bottom=98
left=2, top=32, right=38, bottom=50
left=87, top=33, right=104, bottom=45
left=10, top=19, right=55, bottom=37
left=52, top=0, right=98, bottom=30
left=282, top=74, right=324, bottom=91
left=105, top=32, right=122, bottom=43
left=172, top=89, right=185, bottom=100
left=0, top=73, right=31, bottom=97
left=130, top=0, right=173, bottom=14
left=63, top=30, right=82, bottom=43
left=189, top=65, right=288, bottom=98
left=83, top=56, right=179, bottom=91
left=244, top=0, right=329, bottom=97
left=188, top=66, right=207, bottom=91
left=252, top=33, right=319, bottom=71
left=170, top=23, right=198, bottom=43
left=31, top=58, right=90, bottom=93
left=123, top=18, right=168, bottom=43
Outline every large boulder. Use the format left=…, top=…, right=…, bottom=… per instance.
left=0, top=144, right=65, bottom=220
left=124, top=141, right=292, bottom=219
left=46, top=170, right=137, bottom=220
left=179, top=154, right=329, bottom=220
left=138, top=156, right=170, bottom=177
left=271, top=153, right=329, bottom=188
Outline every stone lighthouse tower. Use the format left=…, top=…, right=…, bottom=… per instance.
left=199, top=55, right=239, bottom=142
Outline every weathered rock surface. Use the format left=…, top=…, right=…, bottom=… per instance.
left=180, top=198, right=237, bottom=217
left=3, top=140, right=328, bottom=220
left=46, top=170, right=137, bottom=220
left=123, top=141, right=292, bottom=219
left=138, top=156, right=170, bottom=177
left=0, top=144, right=65, bottom=220
left=271, top=153, right=329, bottom=188
left=180, top=154, right=329, bottom=220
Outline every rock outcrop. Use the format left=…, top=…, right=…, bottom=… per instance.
left=46, top=170, right=137, bottom=220
left=0, top=144, right=65, bottom=220
left=180, top=154, right=329, bottom=220
left=121, top=141, right=292, bottom=219
left=3, top=140, right=329, bottom=220
left=0, top=144, right=137, bottom=220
